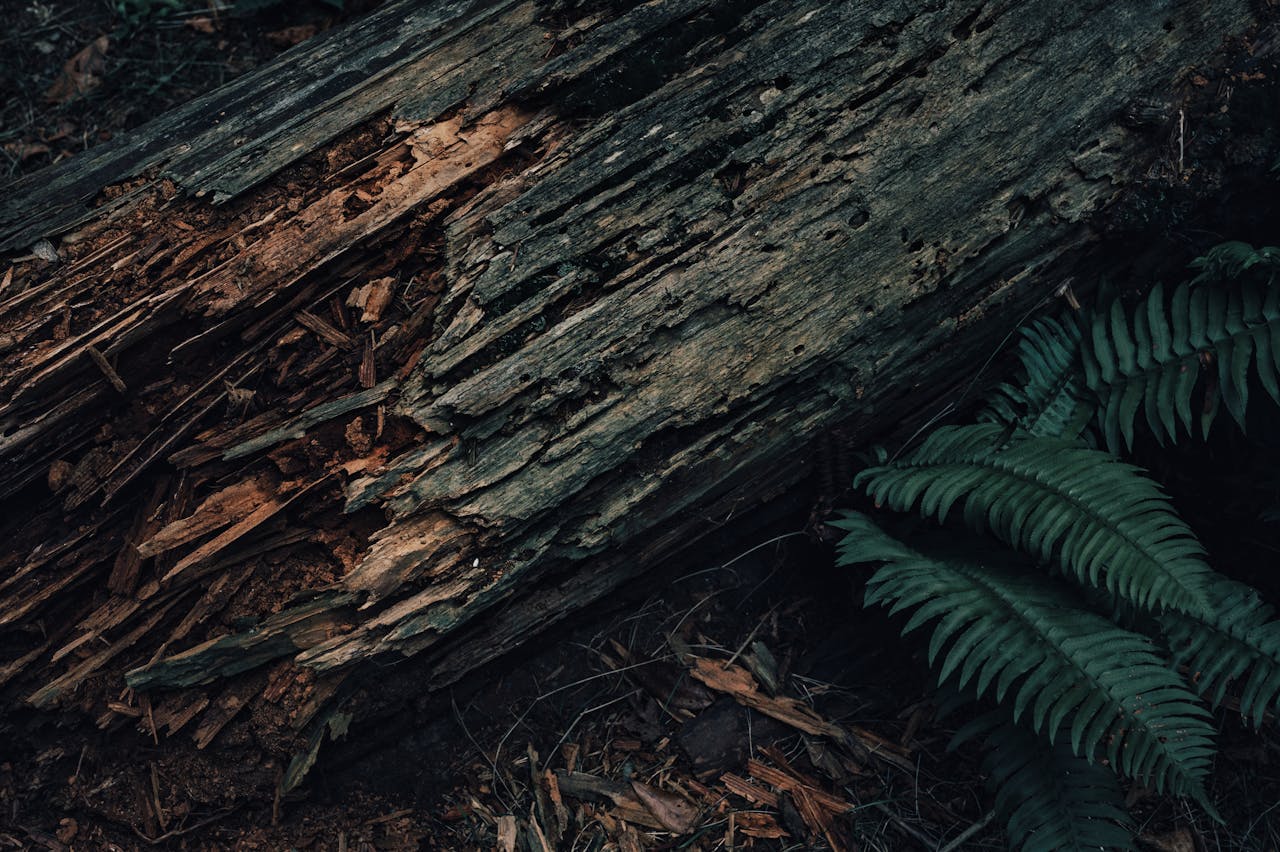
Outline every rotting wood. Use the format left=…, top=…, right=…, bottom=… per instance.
left=0, top=0, right=1265, bottom=809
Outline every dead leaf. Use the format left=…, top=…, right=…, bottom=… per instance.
left=266, top=25, right=319, bottom=48
left=553, top=772, right=668, bottom=831
left=185, top=16, right=216, bottom=34
left=45, top=36, right=110, bottom=104
left=630, top=781, right=699, bottom=834
left=3, top=142, right=51, bottom=161
left=1139, top=827, right=1200, bottom=852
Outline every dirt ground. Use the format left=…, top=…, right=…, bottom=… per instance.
left=0, top=0, right=383, bottom=180
left=3, top=3, right=1280, bottom=851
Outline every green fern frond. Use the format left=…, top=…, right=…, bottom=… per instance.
left=1158, top=577, right=1280, bottom=728
left=853, top=423, right=1214, bottom=615
left=1189, top=241, right=1280, bottom=287
left=956, top=713, right=1134, bottom=852
left=980, top=315, right=1095, bottom=440
left=1081, top=279, right=1280, bottom=450
left=833, top=512, right=1215, bottom=798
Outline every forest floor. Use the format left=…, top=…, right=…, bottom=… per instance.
left=3, top=3, right=1280, bottom=850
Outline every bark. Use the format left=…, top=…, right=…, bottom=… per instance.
left=0, top=0, right=1258, bottom=783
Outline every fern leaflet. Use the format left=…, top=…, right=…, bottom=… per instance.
left=1081, top=279, right=1280, bottom=450
left=853, top=423, right=1214, bottom=615
left=833, top=512, right=1215, bottom=798
left=954, top=713, right=1134, bottom=852
left=1158, top=576, right=1280, bottom=727
left=1189, top=241, right=1280, bottom=287
left=980, top=315, right=1095, bottom=440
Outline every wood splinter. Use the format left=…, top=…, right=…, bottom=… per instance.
left=86, top=344, right=127, bottom=393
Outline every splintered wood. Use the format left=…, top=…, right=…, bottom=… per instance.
left=0, top=102, right=538, bottom=738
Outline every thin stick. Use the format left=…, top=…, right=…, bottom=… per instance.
left=551, top=690, right=638, bottom=756
left=453, top=692, right=514, bottom=810
left=673, top=531, right=804, bottom=585
left=86, top=344, right=127, bottom=393
left=493, top=659, right=669, bottom=773
left=1178, top=108, right=1186, bottom=175
left=724, top=603, right=779, bottom=669
left=871, top=801, right=937, bottom=849
left=937, top=809, right=997, bottom=852
left=132, top=809, right=235, bottom=845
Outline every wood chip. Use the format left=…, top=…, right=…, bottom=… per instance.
left=734, top=811, right=787, bottom=839
left=295, top=310, right=355, bottom=349
left=192, top=676, right=261, bottom=749
left=720, top=773, right=778, bottom=807
left=542, top=769, right=569, bottom=840
left=159, top=477, right=323, bottom=587
left=744, top=760, right=850, bottom=814
left=496, top=815, right=517, bottom=852
left=26, top=594, right=181, bottom=708
left=137, top=475, right=272, bottom=559
left=360, top=277, right=395, bottom=323
left=359, top=340, right=376, bottom=388
left=150, top=693, right=210, bottom=736
left=688, top=657, right=841, bottom=738
left=526, top=814, right=553, bottom=852
left=615, top=822, right=644, bottom=852
left=630, top=781, right=700, bottom=833
left=108, top=477, right=169, bottom=594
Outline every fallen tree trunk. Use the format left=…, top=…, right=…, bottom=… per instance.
left=0, top=0, right=1260, bottom=794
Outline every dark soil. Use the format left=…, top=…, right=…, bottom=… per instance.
left=0, top=0, right=380, bottom=179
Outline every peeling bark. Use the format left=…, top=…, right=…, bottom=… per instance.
left=0, top=0, right=1260, bottom=792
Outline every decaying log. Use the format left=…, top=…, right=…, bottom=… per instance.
left=0, top=0, right=1262, bottom=790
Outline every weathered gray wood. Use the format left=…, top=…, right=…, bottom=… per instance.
left=0, top=0, right=1258, bottom=782
left=222, top=0, right=1255, bottom=673
left=0, top=0, right=511, bottom=249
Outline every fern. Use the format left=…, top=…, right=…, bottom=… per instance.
left=953, top=713, right=1134, bottom=852
left=980, top=315, right=1094, bottom=440
left=834, top=512, right=1215, bottom=798
left=854, top=423, right=1214, bottom=615
left=832, top=240, right=1280, bottom=842
left=1082, top=278, right=1280, bottom=450
left=1158, top=576, right=1280, bottom=727
left=1189, top=241, right=1280, bottom=287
